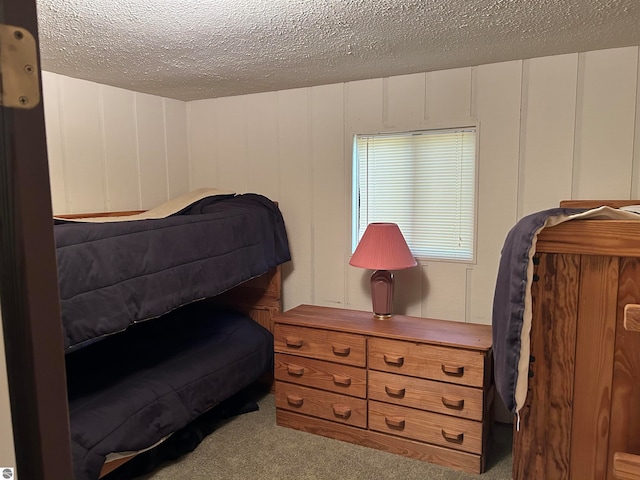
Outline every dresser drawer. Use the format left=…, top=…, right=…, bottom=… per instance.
left=274, top=324, right=366, bottom=367
left=368, top=338, right=486, bottom=387
left=276, top=382, right=367, bottom=428
left=275, top=353, right=367, bottom=398
left=368, top=370, right=484, bottom=420
left=369, top=401, right=482, bottom=454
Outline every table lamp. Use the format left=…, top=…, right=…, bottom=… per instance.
left=349, top=222, right=417, bottom=319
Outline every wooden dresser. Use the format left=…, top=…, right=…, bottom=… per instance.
left=273, top=304, right=494, bottom=474
left=513, top=215, right=640, bottom=480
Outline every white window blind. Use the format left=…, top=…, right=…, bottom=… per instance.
left=352, top=128, right=477, bottom=262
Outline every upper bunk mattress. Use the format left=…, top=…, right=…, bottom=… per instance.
left=65, top=302, right=274, bottom=480
left=54, top=193, right=290, bottom=350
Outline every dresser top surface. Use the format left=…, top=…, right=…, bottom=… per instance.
left=275, top=304, right=492, bottom=352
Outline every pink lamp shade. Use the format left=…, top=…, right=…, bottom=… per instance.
left=350, top=223, right=417, bottom=318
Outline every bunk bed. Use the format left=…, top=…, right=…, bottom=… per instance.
left=55, top=189, right=291, bottom=480
left=492, top=200, right=640, bottom=479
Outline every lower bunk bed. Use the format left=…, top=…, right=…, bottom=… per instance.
left=55, top=189, right=291, bottom=479
left=66, top=303, right=273, bottom=480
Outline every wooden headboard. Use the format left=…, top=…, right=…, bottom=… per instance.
left=534, top=200, right=640, bottom=256
left=55, top=210, right=146, bottom=219
left=559, top=199, right=640, bottom=208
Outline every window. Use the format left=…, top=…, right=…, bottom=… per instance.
left=352, top=127, right=477, bottom=262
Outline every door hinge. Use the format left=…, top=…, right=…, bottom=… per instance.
left=0, top=24, right=40, bottom=109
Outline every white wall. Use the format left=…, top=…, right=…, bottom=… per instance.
left=188, top=46, right=640, bottom=322
left=42, top=72, right=190, bottom=215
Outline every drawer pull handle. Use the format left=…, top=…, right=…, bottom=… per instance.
left=384, top=385, right=406, bottom=398
left=441, top=364, right=464, bottom=377
left=332, top=374, right=352, bottom=386
left=441, top=396, right=465, bottom=410
left=285, top=337, right=304, bottom=348
left=441, top=429, right=464, bottom=443
left=383, top=354, right=405, bottom=366
left=286, top=395, right=304, bottom=407
left=332, top=404, right=352, bottom=419
left=286, top=365, right=305, bottom=376
left=332, top=345, right=351, bottom=356
left=384, top=416, right=406, bottom=430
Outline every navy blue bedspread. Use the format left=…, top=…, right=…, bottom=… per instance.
left=492, top=207, right=585, bottom=414
left=55, top=193, right=290, bottom=351
left=65, top=303, right=274, bottom=480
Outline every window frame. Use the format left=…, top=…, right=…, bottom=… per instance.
left=351, top=125, right=480, bottom=265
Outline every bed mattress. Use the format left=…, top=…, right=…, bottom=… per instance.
left=65, top=302, right=274, bottom=480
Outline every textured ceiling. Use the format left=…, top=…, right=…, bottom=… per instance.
left=36, top=0, right=640, bottom=101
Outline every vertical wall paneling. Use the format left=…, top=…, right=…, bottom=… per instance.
left=469, top=60, right=523, bottom=325
left=518, top=54, right=578, bottom=217
left=246, top=92, right=280, bottom=199
left=58, top=76, right=107, bottom=213
left=344, top=78, right=385, bottom=134
left=278, top=88, right=313, bottom=310
left=215, top=96, right=248, bottom=192
left=135, top=93, right=169, bottom=209
left=392, top=266, right=423, bottom=317
left=425, top=67, right=473, bottom=125
left=384, top=73, right=426, bottom=130
left=164, top=99, right=189, bottom=199
left=41, top=72, right=67, bottom=214
left=632, top=48, right=640, bottom=199
left=187, top=99, right=219, bottom=190
left=344, top=79, right=385, bottom=311
left=101, top=86, right=141, bottom=210
left=421, top=262, right=468, bottom=321
left=465, top=267, right=474, bottom=324
left=420, top=66, right=474, bottom=320
left=572, top=47, right=638, bottom=199
left=42, top=73, right=189, bottom=213
left=380, top=75, right=426, bottom=316
left=310, top=84, right=347, bottom=307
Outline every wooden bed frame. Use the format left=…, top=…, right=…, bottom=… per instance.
left=512, top=200, right=640, bottom=480
left=56, top=210, right=284, bottom=478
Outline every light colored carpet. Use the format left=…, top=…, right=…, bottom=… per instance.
left=138, top=392, right=512, bottom=480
